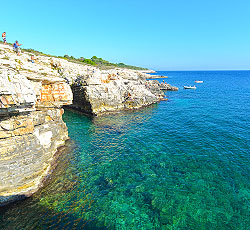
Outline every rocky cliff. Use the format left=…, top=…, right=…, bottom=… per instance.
left=63, top=67, right=177, bottom=115
left=0, top=43, right=177, bottom=205
left=0, top=44, right=177, bottom=116
left=70, top=71, right=164, bottom=115
left=0, top=44, right=72, bottom=206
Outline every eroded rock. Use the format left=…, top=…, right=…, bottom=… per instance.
left=0, top=44, right=72, bottom=206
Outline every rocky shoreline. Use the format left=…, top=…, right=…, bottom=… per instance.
left=0, top=44, right=178, bottom=206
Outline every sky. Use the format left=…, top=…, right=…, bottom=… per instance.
left=1, top=0, right=250, bottom=70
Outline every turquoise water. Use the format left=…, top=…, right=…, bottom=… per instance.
left=0, top=71, right=250, bottom=229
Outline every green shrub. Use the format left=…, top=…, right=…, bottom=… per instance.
left=83, top=59, right=96, bottom=66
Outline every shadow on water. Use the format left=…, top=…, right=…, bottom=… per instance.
left=0, top=200, right=106, bottom=230
left=0, top=139, right=109, bottom=230
left=0, top=195, right=27, bottom=208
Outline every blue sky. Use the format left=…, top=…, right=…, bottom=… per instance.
left=1, top=0, right=250, bottom=70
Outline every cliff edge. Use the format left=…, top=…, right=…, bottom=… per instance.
left=0, top=44, right=72, bottom=206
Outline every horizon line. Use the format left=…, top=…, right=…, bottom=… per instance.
left=154, top=69, right=250, bottom=72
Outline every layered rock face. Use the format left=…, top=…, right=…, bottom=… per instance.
left=62, top=66, right=177, bottom=116
left=0, top=45, right=72, bottom=206
left=70, top=71, right=164, bottom=115
left=0, top=44, right=177, bottom=116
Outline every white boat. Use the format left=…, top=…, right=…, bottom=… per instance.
left=195, top=80, right=203, bottom=83
left=184, top=86, right=196, bottom=89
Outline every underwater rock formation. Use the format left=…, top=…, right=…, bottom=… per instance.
left=0, top=44, right=72, bottom=206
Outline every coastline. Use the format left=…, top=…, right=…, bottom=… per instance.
left=146, top=75, right=168, bottom=79
left=0, top=44, right=177, bottom=206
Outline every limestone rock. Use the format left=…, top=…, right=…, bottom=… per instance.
left=0, top=44, right=73, bottom=206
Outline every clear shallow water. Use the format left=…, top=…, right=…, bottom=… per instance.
left=0, top=71, right=250, bottom=229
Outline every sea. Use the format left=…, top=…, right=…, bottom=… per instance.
left=0, top=71, right=250, bottom=230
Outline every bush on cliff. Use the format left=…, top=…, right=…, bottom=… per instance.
left=83, top=59, right=96, bottom=65
left=19, top=44, right=147, bottom=70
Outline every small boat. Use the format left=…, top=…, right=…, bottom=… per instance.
left=195, top=80, right=203, bottom=83
left=184, top=86, right=196, bottom=89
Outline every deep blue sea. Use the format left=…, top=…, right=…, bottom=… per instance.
left=0, top=71, right=250, bottom=229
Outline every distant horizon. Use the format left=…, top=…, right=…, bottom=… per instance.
left=155, top=69, right=250, bottom=72
left=1, top=0, right=250, bottom=70
left=2, top=41, right=249, bottom=72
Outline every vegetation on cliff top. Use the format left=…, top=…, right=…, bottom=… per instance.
left=0, top=41, right=147, bottom=70
left=58, top=54, right=147, bottom=70
left=21, top=47, right=147, bottom=70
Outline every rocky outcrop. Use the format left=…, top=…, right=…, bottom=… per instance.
left=64, top=68, right=177, bottom=116
left=70, top=72, right=164, bottom=115
left=147, top=80, right=179, bottom=91
left=0, top=44, right=72, bottom=206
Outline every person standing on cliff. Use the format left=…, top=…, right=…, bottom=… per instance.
left=13, top=40, right=22, bottom=55
left=31, top=55, right=35, bottom=63
left=2, top=32, right=6, bottom=45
